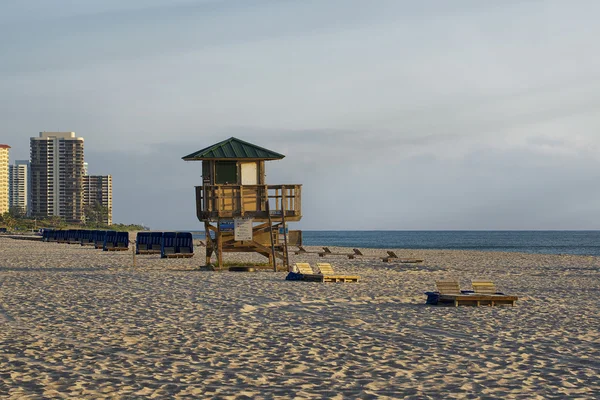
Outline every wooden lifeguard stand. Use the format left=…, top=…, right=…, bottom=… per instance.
left=182, top=137, right=302, bottom=270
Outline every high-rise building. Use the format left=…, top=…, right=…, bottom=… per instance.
left=30, top=132, right=85, bottom=223
left=83, top=175, right=113, bottom=225
left=0, top=144, right=10, bottom=214
left=9, top=160, right=30, bottom=216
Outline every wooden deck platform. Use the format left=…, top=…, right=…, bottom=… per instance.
left=438, top=294, right=518, bottom=307
left=298, top=274, right=360, bottom=283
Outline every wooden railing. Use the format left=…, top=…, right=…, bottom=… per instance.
left=195, top=184, right=302, bottom=221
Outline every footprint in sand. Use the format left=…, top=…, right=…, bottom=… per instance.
left=240, top=305, right=257, bottom=313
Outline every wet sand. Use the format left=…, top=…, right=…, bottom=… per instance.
left=0, top=237, right=599, bottom=398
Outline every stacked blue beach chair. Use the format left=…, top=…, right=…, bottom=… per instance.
left=160, top=232, right=194, bottom=258
left=103, top=230, right=117, bottom=250
left=49, top=230, right=59, bottom=242
left=137, top=232, right=162, bottom=254
left=135, top=232, right=161, bottom=254
left=80, top=230, right=94, bottom=246
left=94, top=230, right=106, bottom=249
left=42, top=229, right=54, bottom=242
left=67, top=229, right=81, bottom=244
left=103, top=231, right=129, bottom=251
left=176, top=232, right=194, bottom=257
left=150, top=232, right=163, bottom=253
left=56, top=230, right=68, bottom=243
left=116, top=232, right=129, bottom=250
left=161, top=232, right=177, bottom=258
left=136, top=232, right=151, bottom=254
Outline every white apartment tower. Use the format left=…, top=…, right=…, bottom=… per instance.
left=83, top=175, right=113, bottom=225
left=9, top=160, right=30, bottom=215
left=0, top=144, right=10, bottom=214
left=30, top=132, right=85, bottom=223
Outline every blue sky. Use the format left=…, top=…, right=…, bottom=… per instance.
left=2, top=0, right=600, bottom=229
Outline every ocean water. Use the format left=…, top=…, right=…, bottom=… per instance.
left=302, top=231, right=600, bottom=256
left=190, top=230, right=600, bottom=256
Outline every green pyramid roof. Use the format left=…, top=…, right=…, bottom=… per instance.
left=182, top=137, right=285, bottom=161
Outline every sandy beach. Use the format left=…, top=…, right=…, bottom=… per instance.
left=0, top=236, right=599, bottom=399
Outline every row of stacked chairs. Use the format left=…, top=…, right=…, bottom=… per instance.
left=135, top=232, right=194, bottom=258
left=42, top=229, right=129, bottom=251
left=40, top=229, right=194, bottom=258
left=136, top=232, right=194, bottom=258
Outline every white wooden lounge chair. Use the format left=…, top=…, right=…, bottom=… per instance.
left=295, top=263, right=314, bottom=274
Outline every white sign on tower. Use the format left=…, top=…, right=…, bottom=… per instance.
left=234, top=218, right=253, bottom=241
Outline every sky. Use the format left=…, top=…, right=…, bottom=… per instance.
left=2, top=0, right=600, bottom=230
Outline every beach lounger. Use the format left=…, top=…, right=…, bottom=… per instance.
left=286, top=263, right=325, bottom=282
left=42, top=229, right=54, bottom=242
left=316, top=262, right=335, bottom=275
left=381, top=251, right=398, bottom=262
left=136, top=232, right=161, bottom=254
left=67, top=229, right=81, bottom=244
left=103, top=230, right=117, bottom=251
left=471, top=280, right=518, bottom=306
left=317, top=247, right=356, bottom=258
left=136, top=232, right=151, bottom=254
left=294, top=246, right=308, bottom=255
left=426, top=280, right=517, bottom=307
left=295, top=262, right=314, bottom=274
left=115, top=232, right=129, bottom=251
left=173, top=232, right=194, bottom=258
left=94, top=230, right=106, bottom=249
left=425, top=281, right=477, bottom=306
left=471, top=280, right=499, bottom=294
left=79, top=230, right=94, bottom=246
left=293, top=246, right=322, bottom=255
left=102, top=231, right=128, bottom=251
left=56, top=230, right=68, bottom=244
left=161, top=232, right=177, bottom=258
left=302, top=263, right=360, bottom=283
left=150, top=232, right=163, bottom=253
left=317, top=263, right=360, bottom=282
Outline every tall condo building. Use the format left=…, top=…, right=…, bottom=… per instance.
left=9, top=160, right=30, bottom=215
left=83, top=175, right=113, bottom=225
left=30, top=132, right=85, bottom=223
left=0, top=144, right=10, bottom=214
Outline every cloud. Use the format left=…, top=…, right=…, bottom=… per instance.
left=2, top=0, right=600, bottom=229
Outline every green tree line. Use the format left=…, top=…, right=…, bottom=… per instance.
left=0, top=205, right=146, bottom=232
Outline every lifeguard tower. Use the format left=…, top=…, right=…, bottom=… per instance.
left=182, top=137, right=302, bottom=270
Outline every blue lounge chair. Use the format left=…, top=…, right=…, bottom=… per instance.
left=104, top=231, right=128, bottom=251
left=136, top=232, right=151, bottom=254
left=67, top=229, right=81, bottom=244
left=103, top=230, right=117, bottom=251
left=150, top=232, right=163, bottom=253
left=42, top=228, right=54, bottom=242
left=80, top=230, right=94, bottom=246
left=115, top=232, right=129, bottom=250
left=175, top=232, right=194, bottom=258
left=161, top=232, right=177, bottom=258
left=56, top=230, right=68, bottom=243
left=94, top=230, right=106, bottom=249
